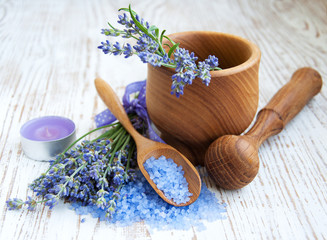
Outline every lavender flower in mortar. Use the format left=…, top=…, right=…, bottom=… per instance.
left=98, top=5, right=222, bottom=97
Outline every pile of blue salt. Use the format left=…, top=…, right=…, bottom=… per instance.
left=71, top=167, right=227, bottom=231
left=143, top=155, right=192, bottom=204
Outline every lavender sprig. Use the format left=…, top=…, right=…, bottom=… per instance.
left=98, top=5, right=222, bottom=97
left=6, top=117, right=141, bottom=220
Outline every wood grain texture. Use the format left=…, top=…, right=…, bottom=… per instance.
left=0, top=0, right=326, bottom=239
left=205, top=68, right=323, bottom=190
left=94, top=78, right=201, bottom=207
left=147, top=31, right=260, bottom=166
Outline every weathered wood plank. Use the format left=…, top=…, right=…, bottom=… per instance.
left=0, top=0, right=326, bottom=239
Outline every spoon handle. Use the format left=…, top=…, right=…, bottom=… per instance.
left=246, top=67, right=322, bottom=145
left=94, top=78, right=140, bottom=139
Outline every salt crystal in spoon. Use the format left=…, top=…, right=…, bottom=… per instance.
left=95, top=78, right=201, bottom=206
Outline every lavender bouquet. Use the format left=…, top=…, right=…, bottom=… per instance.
left=6, top=90, right=149, bottom=220
left=98, top=5, right=221, bottom=97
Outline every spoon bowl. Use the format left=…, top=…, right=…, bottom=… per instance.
left=95, top=78, right=201, bottom=206
left=137, top=140, right=202, bottom=206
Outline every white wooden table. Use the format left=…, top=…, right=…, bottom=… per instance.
left=1, top=0, right=326, bottom=239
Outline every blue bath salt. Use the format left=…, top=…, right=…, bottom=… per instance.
left=143, top=155, right=192, bottom=204
left=70, top=167, right=227, bottom=231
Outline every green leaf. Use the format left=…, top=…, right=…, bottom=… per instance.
left=118, top=7, right=137, bottom=15
left=163, top=35, right=177, bottom=46
left=148, top=25, right=158, bottom=32
left=168, top=43, right=180, bottom=58
left=125, top=4, right=165, bottom=54
left=212, top=67, right=222, bottom=70
left=164, top=43, right=171, bottom=48
left=128, top=5, right=148, bottom=34
left=107, top=21, right=117, bottom=30
left=148, top=25, right=160, bottom=38
left=160, top=30, right=166, bottom=44
left=155, top=28, right=159, bottom=38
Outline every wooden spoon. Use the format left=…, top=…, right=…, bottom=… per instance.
left=205, top=67, right=322, bottom=190
left=95, top=78, right=201, bottom=206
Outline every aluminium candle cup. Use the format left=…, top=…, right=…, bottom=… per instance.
left=20, top=116, right=76, bottom=161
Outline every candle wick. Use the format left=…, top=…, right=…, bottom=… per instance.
left=45, top=127, right=52, bottom=137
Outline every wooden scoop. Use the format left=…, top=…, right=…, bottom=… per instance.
left=205, top=67, right=322, bottom=189
left=95, top=78, right=201, bottom=206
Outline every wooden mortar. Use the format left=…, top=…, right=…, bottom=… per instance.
left=146, top=31, right=261, bottom=165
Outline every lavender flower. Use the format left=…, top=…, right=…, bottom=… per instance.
left=133, top=34, right=159, bottom=53
left=101, top=29, right=120, bottom=37
left=169, top=48, right=199, bottom=96
left=112, top=42, right=122, bottom=55
left=98, top=41, right=135, bottom=58
left=205, top=55, right=219, bottom=68
left=25, top=196, right=37, bottom=210
left=197, top=61, right=212, bottom=86
left=44, top=194, right=59, bottom=209
left=117, top=13, right=129, bottom=26
left=196, top=55, right=219, bottom=86
left=98, top=5, right=222, bottom=97
left=123, top=43, right=133, bottom=58
left=138, top=52, right=163, bottom=66
left=98, top=40, right=112, bottom=54
left=6, top=198, right=24, bottom=210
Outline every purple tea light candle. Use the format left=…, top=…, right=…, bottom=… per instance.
left=20, top=116, right=76, bottom=161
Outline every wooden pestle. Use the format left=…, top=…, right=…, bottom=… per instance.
left=204, top=67, right=322, bottom=189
